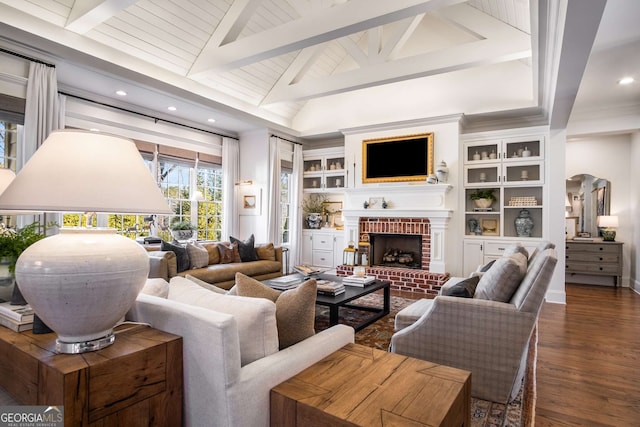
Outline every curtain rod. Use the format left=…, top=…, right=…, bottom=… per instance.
left=271, top=134, right=302, bottom=145
left=0, top=47, right=55, bottom=67
left=60, top=91, right=239, bottom=141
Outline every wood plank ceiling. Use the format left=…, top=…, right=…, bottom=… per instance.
left=1, top=0, right=532, bottom=132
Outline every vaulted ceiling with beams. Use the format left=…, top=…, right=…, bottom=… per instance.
left=1, top=0, right=539, bottom=137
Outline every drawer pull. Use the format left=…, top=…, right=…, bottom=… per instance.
left=599, top=267, right=603, bottom=270
left=498, top=247, right=505, bottom=251
left=599, top=247, right=604, bottom=251
left=599, top=257, right=603, bottom=261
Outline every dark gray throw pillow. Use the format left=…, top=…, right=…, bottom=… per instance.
left=161, top=240, right=190, bottom=273
left=230, top=234, right=259, bottom=262
left=442, top=276, right=480, bottom=298
left=480, top=259, right=496, bottom=272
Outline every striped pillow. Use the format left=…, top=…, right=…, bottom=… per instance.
left=186, top=241, right=209, bottom=269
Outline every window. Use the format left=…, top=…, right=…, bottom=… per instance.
left=195, top=164, right=223, bottom=241
left=280, top=169, right=292, bottom=244
left=0, top=122, right=17, bottom=170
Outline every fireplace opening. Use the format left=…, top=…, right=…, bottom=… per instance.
left=370, top=233, right=422, bottom=269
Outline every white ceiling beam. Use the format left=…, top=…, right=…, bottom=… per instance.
left=189, top=0, right=467, bottom=76
left=212, top=0, right=264, bottom=48
left=336, top=37, right=368, bottom=68
left=380, top=15, right=425, bottom=61
left=262, top=15, right=530, bottom=105
left=65, top=0, right=137, bottom=34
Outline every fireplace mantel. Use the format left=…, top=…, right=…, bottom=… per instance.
left=341, top=183, right=453, bottom=274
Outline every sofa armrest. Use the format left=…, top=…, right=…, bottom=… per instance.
left=147, top=250, right=177, bottom=281
left=274, top=246, right=284, bottom=270
left=230, top=325, right=355, bottom=427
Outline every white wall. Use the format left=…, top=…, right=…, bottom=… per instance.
left=566, top=133, right=633, bottom=287
left=630, top=132, right=640, bottom=293
left=237, top=129, right=270, bottom=242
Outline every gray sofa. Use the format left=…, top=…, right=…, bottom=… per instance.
left=148, top=242, right=283, bottom=290
left=391, top=241, right=557, bottom=403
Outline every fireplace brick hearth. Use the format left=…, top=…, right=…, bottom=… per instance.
left=336, top=216, right=450, bottom=295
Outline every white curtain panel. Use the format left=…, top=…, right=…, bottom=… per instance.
left=222, top=137, right=239, bottom=241
left=20, top=62, right=64, bottom=229
left=289, top=144, right=304, bottom=267
left=266, top=136, right=282, bottom=245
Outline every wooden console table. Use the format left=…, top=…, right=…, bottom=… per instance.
left=271, top=343, right=471, bottom=427
left=0, top=324, right=182, bottom=426
left=565, top=239, right=623, bottom=286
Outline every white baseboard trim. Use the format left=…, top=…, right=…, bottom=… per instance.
left=545, top=289, right=566, bottom=304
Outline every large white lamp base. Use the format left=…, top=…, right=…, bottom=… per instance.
left=15, top=228, right=150, bottom=354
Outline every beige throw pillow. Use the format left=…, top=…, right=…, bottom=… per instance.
left=474, top=254, right=526, bottom=302
left=201, top=242, right=220, bottom=265
left=141, top=278, right=170, bottom=298
left=186, top=241, right=209, bottom=269
left=235, top=273, right=317, bottom=349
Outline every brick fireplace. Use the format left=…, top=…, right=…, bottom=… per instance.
left=337, top=184, right=453, bottom=295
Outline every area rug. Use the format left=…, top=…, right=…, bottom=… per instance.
left=314, top=292, right=536, bottom=427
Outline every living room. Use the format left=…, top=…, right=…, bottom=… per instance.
left=0, top=0, right=638, bottom=425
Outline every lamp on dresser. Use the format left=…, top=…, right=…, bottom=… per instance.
left=0, top=130, right=172, bottom=353
left=597, top=215, right=619, bottom=241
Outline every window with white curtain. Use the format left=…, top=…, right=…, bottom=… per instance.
left=281, top=160, right=293, bottom=244
left=195, top=163, right=223, bottom=241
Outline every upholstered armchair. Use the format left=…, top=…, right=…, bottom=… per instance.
left=390, top=247, right=557, bottom=403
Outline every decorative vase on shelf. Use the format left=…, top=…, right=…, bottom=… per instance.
left=305, top=213, right=322, bottom=229
left=473, top=198, right=493, bottom=209
left=515, top=209, right=534, bottom=237
left=435, top=160, right=449, bottom=183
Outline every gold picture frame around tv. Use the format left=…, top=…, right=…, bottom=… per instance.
left=362, top=133, right=434, bottom=183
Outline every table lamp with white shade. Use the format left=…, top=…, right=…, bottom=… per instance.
left=0, top=130, right=172, bottom=353
left=597, top=215, right=619, bottom=242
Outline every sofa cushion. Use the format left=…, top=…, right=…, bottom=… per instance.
left=218, top=242, right=241, bottom=264
left=474, top=254, right=527, bottom=302
left=161, top=240, right=190, bottom=272
left=141, top=278, right=170, bottom=298
left=441, top=276, right=480, bottom=298
left=186, top=242, right=209, bottom=269
left=230, top=234, right=259, bottom=262
left=185, top=274, right=227, bottom=294
left=168, top=276, right=279, bottom=365
left=256, top=243, right=276, bottom=261
left=235, top=273, right=317, bottom=349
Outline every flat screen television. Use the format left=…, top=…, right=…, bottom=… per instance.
left=362, top=133, right=433, bottom=183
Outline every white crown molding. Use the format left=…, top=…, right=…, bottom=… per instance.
left=340, top=114, right=463, bottom=135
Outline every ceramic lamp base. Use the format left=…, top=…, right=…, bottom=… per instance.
left=601, top=229, right=616, bottom=241
left=16, top=228, right=149, bottom=353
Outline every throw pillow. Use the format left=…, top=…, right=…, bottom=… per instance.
left=235, top=273, right=317, bottom=349
left=186, top=242, right=209, bottom=269
left=217, top=242, right=240, bottom=264
left=503, top=243, right=529, bottom=260
left=161, top=240, right=190, bottom=273
left=441, top=276, right=480, bottom=298
left=201, top=242, right=220, bottom=265
left=480, top=259, right=496, bottom=272
left=185, top=274, right=227, bottom=294
left=141, top=278, right=170, bottom=298
left=168, top=276, right=278, bottom=365
left=256, top=243, right=276, bottom=261
left=230, top=234, right=259, bottom=262
left=474, top=255, right=526, bottom=302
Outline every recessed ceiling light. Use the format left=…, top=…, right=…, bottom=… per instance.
left=89, top=128, right=100, bottom=132
left=168, top=106, right=177, bottom=111
left=115, top=90, right=127, bottom=96
left=618, top=77, right=634, bottom=85
left=207, top=118, right=216, bottom=123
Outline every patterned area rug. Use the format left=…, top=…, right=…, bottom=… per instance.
left=315, top=292, right=535, bottom=427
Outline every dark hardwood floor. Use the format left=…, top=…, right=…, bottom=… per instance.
left=535, top=284, right=640, bottom=426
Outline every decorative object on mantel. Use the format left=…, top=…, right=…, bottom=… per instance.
left=0, top=130, right=172, bottom=354
left=597, top=215, right=618, bottom=241
left=435, top=160, right=449, bottom=183
left=470, top=189, right=496, bottom=209
left=515, top=209, right=534, bottom=237
left=364, top=197, right=387, bottom=209
left=426, top=174, right=438, bottom=184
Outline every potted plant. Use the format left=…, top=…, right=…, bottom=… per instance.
left=301, top=194, right=327, bottom=229
left=469, top=189, right=496, bottom=209
left=169, top=220, right=195, bottom=240
left=0, top=222, right=48, bottom=302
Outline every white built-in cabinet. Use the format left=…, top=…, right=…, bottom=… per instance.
left=303, top=147, right=346, bottom=192
left=462, top=133, right=548, bottom=276
left=301, top=230, right=345, bottom=269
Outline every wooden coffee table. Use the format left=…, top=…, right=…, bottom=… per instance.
left=271, top=343, right=471, bottom=427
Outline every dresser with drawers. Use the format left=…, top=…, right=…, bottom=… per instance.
left=565, top=239, right=623, bottom=287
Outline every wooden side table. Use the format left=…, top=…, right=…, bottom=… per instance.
left=271, top=343, right=471, bottom=427
left=0, top=324, right=182, bottom=427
